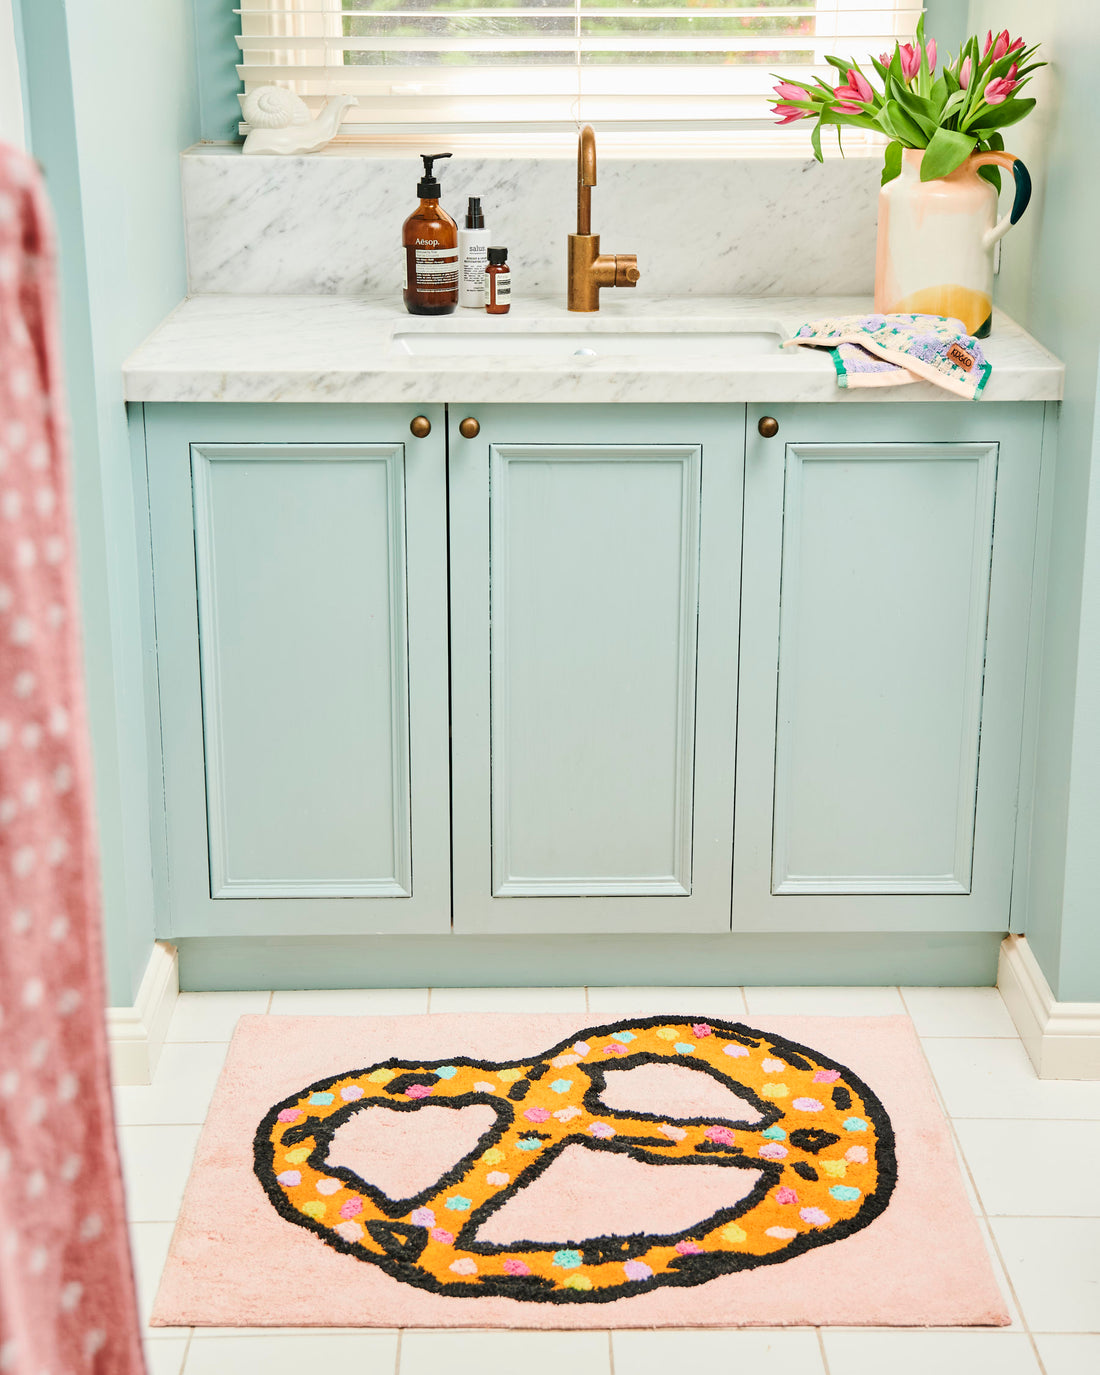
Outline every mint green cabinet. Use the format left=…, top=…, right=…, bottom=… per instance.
left=735, top=403, right=1044, bottom=933
left=447, top=405, right=742, bottom=934
left=143, top=405, right=451, bottom=936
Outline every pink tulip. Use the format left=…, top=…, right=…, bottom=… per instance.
left=1009, top=36, right=1026, bottom=54
left=927, top=40, right=937, bottom=72
left=899, top=43, right=921, bottom=81
left=879, top=51, right=890, bottom=67
left=959, top=55, right=972, bottom=89
left=833, top=68, right=874, bottom=113
left=983, top=72, right=1018, bottom=105
left=773, top=104, right=806, bottom=125
left=773, top=80, right=811, bottom=103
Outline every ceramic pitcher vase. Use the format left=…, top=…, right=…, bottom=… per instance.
left=874, top=147, right=1032, bottom=338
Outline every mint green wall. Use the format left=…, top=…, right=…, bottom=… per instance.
left=967, top=0, right=1100, bottom=1001
left=923, top=0, right=968, bottom=62
left=193, top=0, right=241, bottom=142
left=19, top=0, right=199, bottom=1003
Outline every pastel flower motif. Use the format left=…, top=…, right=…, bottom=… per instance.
left=674, top=1042, right=696, bottom=1055
left=486, top=1171, right=510, bottom=1186
left=553, top=1249, right=583, bottom=1269
left=766, top=1226, right=798, bottom=1240
left=691, top=1023, right=712, bottom=1038
left=655, top=1027, right=679, bottom=1041
left=517, top=1137, right=542, bottom=1151
left=565, top=1275, right=593, bottom=1291
left=624, top=1260, right=654, bottom=1282
left=335, top=1221, right=364, bottom=1244
left=830, top=1185, right=862, bottom=1202
left=276, top=1170, right=301, bottom=1187
left=449, top=1258, right=478, bottom=1275
left=845, top=1145, right=869, bottom=1164
left=367, top=1068, right=396, bottom=1084
left=435, top=1066, right=458, bottom=1080
left=775, top=1187, right=799, bottom=1205
left=482, top=1148, right=506, bottom=1165
left=843, top=1117, right=868, bottom=1133
left=430, top=1227, right=455, bottom=1244
left=445, top=1195, right=472, bottom=1211
left=550, top=1079, right=574, bottom=1094
left=553, top=1105, right=583, bottom=1122
left=574, top=1041, right=590, bottom=1056
left=834, top=67, right=874, bottom=113
left=603, top=1044, right=630, bottom=1056
left=762, top=1082, right=789, bottom=1099
left=611, top=1031, right=635, bottom=1044
left=300, top=1201, right=325, bottom=1220
left=812, top=1069, right=841, bottom=1084
left=659, top=1123, right=687, bottom=1142
left=277, top=1108, right=303, bottom=1123
left=309, top=1092, right=334, bottom=1106
left=589, top=1121, right=616, bottom=1139
left=761, top=1058, right=785, bottom=1073
left=524, top=1107, right=551, bottom=1123
left=800, top=1207, right=831, bottom=1226
left=340, top=1197, right=364, bottom=1219
left=503, top=1258, right=531, bottom=1276
left=410, top=1207, right=435, bottom=1226
left=758, top=1142, right=788, bottom=1160
left=762, top=1126, right=787, bottom=1141
left=552, top=1053, right=580, bottom=1068
left=473, top=1080, right=496, bottom=1093
left=820, top=1159, right=848, bottom=1178
left=723, top=1043, right=749, bottom=1058
left=720, top=1222, right=747, bottom=1243
left=675, top=1240, right=703, bottom=1255
left=405, top=1084, right=433, bottom=1099
left=315, top=1178, right=342, bottom=1196
left=497, top=1069, right=523, bottom=1084
left=340, top=1086, right=364, bottom=1102
left=792, top=1097, right=824, bottom=1113
left=705, top=1125, right=736, bottom=1146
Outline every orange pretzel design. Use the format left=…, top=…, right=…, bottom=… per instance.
left=254, top=1017, right=896, bottom=1301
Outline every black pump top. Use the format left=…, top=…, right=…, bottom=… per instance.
left=417, top=152, right=452, bottom=199
left=465, top=197, right=484, bottom=229
left=487, top=246, right=508, bottom=265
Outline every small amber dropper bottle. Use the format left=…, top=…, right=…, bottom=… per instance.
left=484, top=246, right=511, bottom=314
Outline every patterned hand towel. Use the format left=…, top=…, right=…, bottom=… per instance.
left=783, top=312, right=991, bottom=400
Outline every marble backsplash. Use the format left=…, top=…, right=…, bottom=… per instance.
left=182, top=149, right=882, bottom=299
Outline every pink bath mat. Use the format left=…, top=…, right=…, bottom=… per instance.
left=152, top=1011, right=1008, bottom=1328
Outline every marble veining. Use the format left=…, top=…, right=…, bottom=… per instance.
left=123, top=294, right=1065, bottom=406
left=182, top=151, right=883, bottom=299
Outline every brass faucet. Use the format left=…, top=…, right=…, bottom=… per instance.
left=567, top=125, right=640, bottom=312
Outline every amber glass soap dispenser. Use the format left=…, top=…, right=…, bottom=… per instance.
left=403, top=152, right=458, bottom=315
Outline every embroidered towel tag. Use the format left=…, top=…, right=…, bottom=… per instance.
left=947, top=343, right=975, bottom=371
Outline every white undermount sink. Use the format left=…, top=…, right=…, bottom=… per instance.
left=391, top=327, right=783, bottom=359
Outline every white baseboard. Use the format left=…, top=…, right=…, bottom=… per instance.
left=998, top=935, right=1100, bottom=1080
left=107, top=941, right=179, bottom=1086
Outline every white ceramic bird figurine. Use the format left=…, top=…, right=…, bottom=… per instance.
left=241, top=88, right=359, bottom=155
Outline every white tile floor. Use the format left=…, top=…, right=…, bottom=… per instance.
left=119, top=986, right=1100, bottom=1375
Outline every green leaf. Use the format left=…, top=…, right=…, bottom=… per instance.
left=811, top=116, right=824, bottom=163
left=977, top=164, right=1002, bottom=193
left=920, top=127, right=978, bottom=180
left=884, top=99, right=927, bottom=147
left=986, top=130, right=1005, bottom=151
left=969, top=97, right=1037, bottom=131
left=941, top=89, right=968, bottom=122
left=825, top=55, right=851, bottom=75
left=870, top=54, right=890, bottom=82
left=881, top=140, right=903, bottom=185
left=930, top=75, right=948, bottom=116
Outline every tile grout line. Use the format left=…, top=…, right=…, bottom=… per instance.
left=606, top=1328, right=614, bottom=1375
left=394, top=1327, right=403, bottom=1375
left=265, top=991, right=273, bottom=1014
left=909, top=1013, right=1048, bottom=1367
left=815, top=1325, right=832, bottom=1374
left=177, top=1328, right=193, bottom=1374
left=426, top=988, right=433, bottom=1014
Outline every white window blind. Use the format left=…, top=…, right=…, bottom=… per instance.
left=236, top=0, right=920, bottom=134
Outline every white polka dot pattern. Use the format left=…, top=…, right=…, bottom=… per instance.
left=0, top=143, right=145, bottom=1375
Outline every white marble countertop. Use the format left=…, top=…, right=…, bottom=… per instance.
left=122, top=294, right=1064, bottom=405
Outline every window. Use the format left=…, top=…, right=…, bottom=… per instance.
left=236, top=0, right=919, bottom=139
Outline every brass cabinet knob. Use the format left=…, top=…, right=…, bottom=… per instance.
left=459, top=417, right=481, bottom=439
left=758, top=416, right=780, bottom=439
left=409, top=415, right=431, bottom=438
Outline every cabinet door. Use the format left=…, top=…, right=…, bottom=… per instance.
left=449, top=404, right=742, bottom=934
left=736, top=403, right=1044, bottom=932
left=145, top=404, right=450, bottom=936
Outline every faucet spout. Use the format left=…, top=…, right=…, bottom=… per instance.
left=567, top=124, right=639, bottom=312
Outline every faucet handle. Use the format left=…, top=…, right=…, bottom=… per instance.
left=614, top=255, right=640, bottom=287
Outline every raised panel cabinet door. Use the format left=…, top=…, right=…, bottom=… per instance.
left=735, top=403, right=1044, bottom=933
left=143, top=404, right=450, bottom=937
left=449, top=404, right=742, bottom=934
